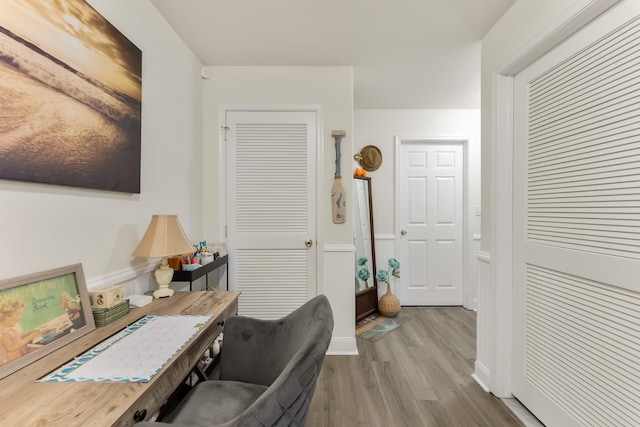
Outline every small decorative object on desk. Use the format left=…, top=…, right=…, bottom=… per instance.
left=168, top=256, right=182, bottom=271
left=128, top=294, right=152, bottom=308
left=181, top=256, right=199, bottom=271
left=199, top=252, right=214, bottom=265
left=92, top=299, right=130, bottom=327
left=89, top=285, right=126, bottom=309
left=194, top=241, right=219, bottom=265
left=376, top=258, right=401, bottom=317
left=182, top=263, right=199, bottom=271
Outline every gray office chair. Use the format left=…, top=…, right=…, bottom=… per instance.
left=135, top=294, right=334, bottom=427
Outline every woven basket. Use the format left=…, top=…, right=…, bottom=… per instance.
left=92, top=300, right=130, bottom=327
left=378, top=286, right=400, bottom=317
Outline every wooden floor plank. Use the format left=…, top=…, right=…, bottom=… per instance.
left=307, top=307, right=524, bottom=427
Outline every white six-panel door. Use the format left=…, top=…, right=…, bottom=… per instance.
left=398, top=141, right=463, bottom=306
left=512, top=4, right=640, bottom=426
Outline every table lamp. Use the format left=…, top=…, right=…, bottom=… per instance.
left=132, top=215, right=194, bottom=298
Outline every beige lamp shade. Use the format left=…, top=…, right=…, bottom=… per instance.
left=132, top=215, right=194, bottom=258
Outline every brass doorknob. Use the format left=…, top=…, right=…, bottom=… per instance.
left=305, top=239, right=313, bottom=247
left=401, top=229, right=407, bottom=236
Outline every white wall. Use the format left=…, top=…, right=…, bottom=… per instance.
left=201, top=66, right=357, bottom=354
left=0, top=0, right=204, bottom=295
left=354, top=109, right=481, bottom=308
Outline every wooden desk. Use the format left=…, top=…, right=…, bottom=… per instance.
left=0, top=291, right=240, bottom=427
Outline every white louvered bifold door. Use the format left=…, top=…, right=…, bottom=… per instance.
left=226, top=111, right=316, bottom=319
left=513, top=5, right=640, bottom=427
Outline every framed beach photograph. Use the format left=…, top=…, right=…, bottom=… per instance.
left=0, top=264, right=95, bottom=380
left=0, top=0, right=142, bottom=193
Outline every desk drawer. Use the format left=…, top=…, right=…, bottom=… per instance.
left=116, top=292, right=240, bottom=426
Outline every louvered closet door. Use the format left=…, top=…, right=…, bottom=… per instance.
left=513, top=5, right=640, bottom=427
left=226, top=111, right=316, bottom=319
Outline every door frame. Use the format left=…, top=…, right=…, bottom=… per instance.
left=218, top=105, right=325, bottom=295
left=486, top=0, right=620, bottom=398
left=394, top=136, right=472, bottom=309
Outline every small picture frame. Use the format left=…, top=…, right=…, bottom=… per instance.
left=0, top=264, right=95, bottom=380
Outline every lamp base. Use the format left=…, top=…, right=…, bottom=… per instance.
left=153, top=286, right=175, bottom=299
left=153, top=259, right=175, bottom=299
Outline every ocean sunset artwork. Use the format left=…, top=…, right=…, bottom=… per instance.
left=0, top=0, right=142, bottom=193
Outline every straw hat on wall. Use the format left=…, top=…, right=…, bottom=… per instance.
left=358, top=145, right=382, bottom=171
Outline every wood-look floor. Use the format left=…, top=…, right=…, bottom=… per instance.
left=307, top=307, right=524, bottom=427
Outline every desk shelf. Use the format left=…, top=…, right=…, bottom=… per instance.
left=171, top=254, right=228, bottom=291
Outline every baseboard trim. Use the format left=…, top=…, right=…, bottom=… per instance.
left=501, top=398, right=545, bottom=427
left=473, top=360, right=491, bottom=392
left=328, top=337, right=358, bottom=355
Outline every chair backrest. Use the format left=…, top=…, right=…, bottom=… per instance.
left=219, top=294, right=334, bottom=386
left=219, top=295, right=334, bottom=426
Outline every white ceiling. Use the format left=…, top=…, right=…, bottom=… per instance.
left=150, top=0, right=515, bottom=109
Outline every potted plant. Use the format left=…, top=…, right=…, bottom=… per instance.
left=376, top=258, right=401, bottom=317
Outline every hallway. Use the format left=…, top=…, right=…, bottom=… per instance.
left=308, top=307, right=525, bottom=426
